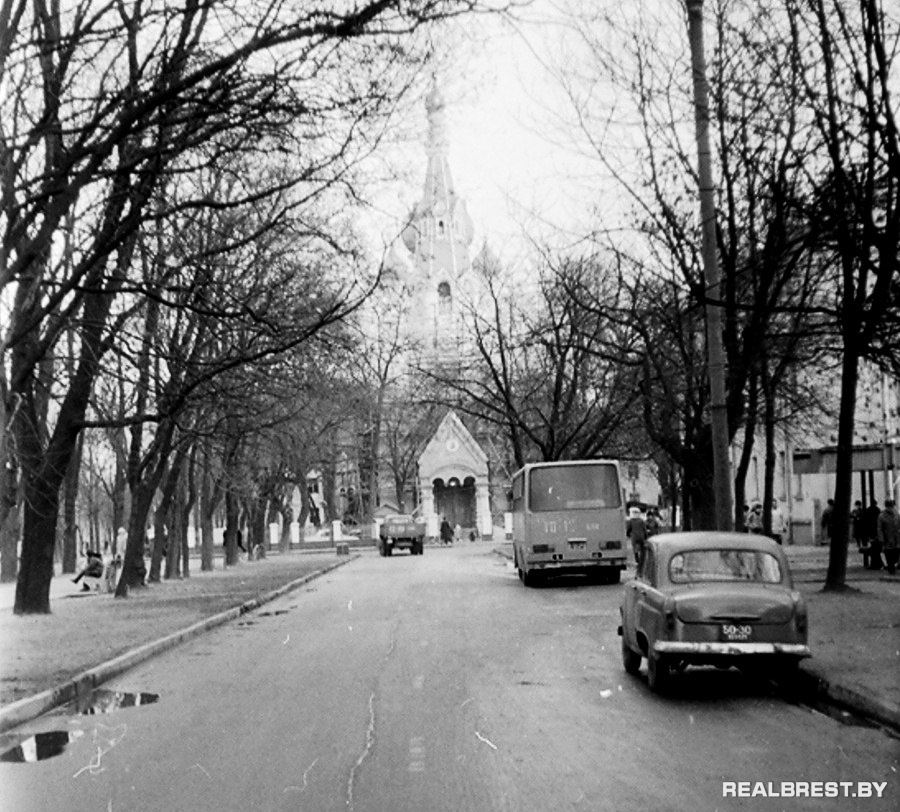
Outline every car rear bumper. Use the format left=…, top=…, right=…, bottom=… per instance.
left=530, top=558, right=625, bottom=570
left=653, top=641, right=811, bottom=658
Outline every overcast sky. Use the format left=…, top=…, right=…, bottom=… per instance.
left=366, top=2, right=608, bottom=267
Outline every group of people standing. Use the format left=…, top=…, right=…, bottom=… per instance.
left=850, top=498, right=899, bottom=574
left=625, top=506, right=662, bottom=567
left=744, top=501, right=787, bottom=544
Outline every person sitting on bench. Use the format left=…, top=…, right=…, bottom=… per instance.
left=72, top=550, right=104, bottom=591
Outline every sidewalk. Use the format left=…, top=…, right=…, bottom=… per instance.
left=0, top=549, right=357, bottom=732
left=493, top=541, right=900, bottom=732
left=775, top=545, right=900, bottom=731
left=0, top=544, right=897, bottom=736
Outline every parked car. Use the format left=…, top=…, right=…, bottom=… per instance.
left=618, top=531, right=811, bottom=692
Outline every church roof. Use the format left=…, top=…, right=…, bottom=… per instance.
left=419, top=410, right=488, bottom=480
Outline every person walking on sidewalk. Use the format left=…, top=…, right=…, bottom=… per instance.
left=877, top=500, right=899, bottom=575
left=866, top=499, right=883, bottom=570
left=626, top=508, right=648, bottom=566
left=820, top=498, right=835, bottom=545
left=440, top=517, right=454, bottom=546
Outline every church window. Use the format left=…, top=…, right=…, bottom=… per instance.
left=437, top=280, right=452, bottom=325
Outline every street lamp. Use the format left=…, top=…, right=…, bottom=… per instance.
left=685, top=0, right=733, bottom=530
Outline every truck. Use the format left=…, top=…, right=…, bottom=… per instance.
left=378, top=514, right=426, bottom=556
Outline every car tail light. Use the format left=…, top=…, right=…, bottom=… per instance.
left=605, top=541, right=622, bottom=550
left=532, top=544, right=555, bottom=554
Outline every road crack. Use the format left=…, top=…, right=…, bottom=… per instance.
left=346, top=691, right=376, bottom=811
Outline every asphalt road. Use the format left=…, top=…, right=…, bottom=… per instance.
left=1, top=545, right=897, bottom=811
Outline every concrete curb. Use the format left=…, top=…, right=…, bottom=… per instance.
left=0, top=555, right=357, bottom=734
left=795, top=664, right=900, bottom=734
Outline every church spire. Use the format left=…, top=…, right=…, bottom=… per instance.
left=402, top=80, right=474, bottom=255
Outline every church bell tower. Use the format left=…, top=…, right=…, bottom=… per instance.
left=399, top=84, right=475, bottom=362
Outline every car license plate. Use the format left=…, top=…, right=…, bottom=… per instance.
left=721, top=623, right=753, bottom=642
left=568, top=541, right=586, bottom=550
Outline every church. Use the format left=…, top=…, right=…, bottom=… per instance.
left=377, top=84, right=498, bottom=540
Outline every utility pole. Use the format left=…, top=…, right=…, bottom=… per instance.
left=685, top=0, right=733, bottom=530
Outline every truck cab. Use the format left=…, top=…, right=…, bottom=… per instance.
left=378, top=514, right=426, bottom=556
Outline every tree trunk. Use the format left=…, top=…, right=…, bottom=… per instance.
left=682, top=435, right=716, bottom=531
left=279, top=504, right=293, bottom=553
left=223, top=489, right=240, bottom=567
left=825, top=350, right=858, bottom=590
left=762, top=383, right=777, bottom=538
left=734, top=371, right=758, bottom=532
left=15, top=481, right=58, bottom=614
left=61, top=431, right=83, bottom=574
left=249, top=496, right=267, bottom=560
left=0, top=383, right=20, bottom=581
left=200, top=454, right=216, bottom=571
left=0, top=503, right=20, bottom=584
left=149, top=497, right=168, bottom=583
left=165, top=474, right=185, bottom=579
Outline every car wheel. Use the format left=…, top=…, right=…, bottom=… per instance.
left=522, top=567, right=539, bottom=588
left=622, top=637, right=642, bottom=675
left=647, top=652, right=671, bottom=693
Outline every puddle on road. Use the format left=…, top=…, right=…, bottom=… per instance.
left=0, top=730, right=85, bottom=762
left=72, top=689, right=159, bottom=716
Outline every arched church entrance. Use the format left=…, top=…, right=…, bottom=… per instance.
left=432, top=476, right=476, bottom=528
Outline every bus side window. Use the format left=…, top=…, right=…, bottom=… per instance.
left=511, top=474, right=524, bottom=510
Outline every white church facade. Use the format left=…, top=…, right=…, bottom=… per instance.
left=382, top=84, right=496, bottom=539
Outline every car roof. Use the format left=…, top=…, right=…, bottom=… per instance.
left=647, top=531, right=784, bottom=556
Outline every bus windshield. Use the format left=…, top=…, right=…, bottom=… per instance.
left=528, top=464, right=621, bottom=512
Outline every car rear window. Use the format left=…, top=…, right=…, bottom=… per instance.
left=669, top=549, right=783, bottom=584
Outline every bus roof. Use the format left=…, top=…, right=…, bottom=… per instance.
left=513, top=460, right=620, bottom=475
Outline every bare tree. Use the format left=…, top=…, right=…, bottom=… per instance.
left=426, top=251, right=642, bottom=467
left=2, top=0, right=490, bottom=613
left=777, top=0, right=899, bottom=588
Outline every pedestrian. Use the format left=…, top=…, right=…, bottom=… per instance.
left=851, top=500, right=870, bottom=567
left=72, top=550, right=104, bottom=591
left=769, top=502, right=786, bottom=545
left=821, top=498, right=835, bottom=545
left=645, top=507, right=661, bottom=537
left=747, top=503, right=763, bottom=534
left=115, top=526, right=127, bottom=556
left=877, top=500, right=899, bottom=575
left=626, top=507, right=647, bottom=566
left=866, top=500, right=883, bottom=570
left=440, top=517, right=453, bottom=546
